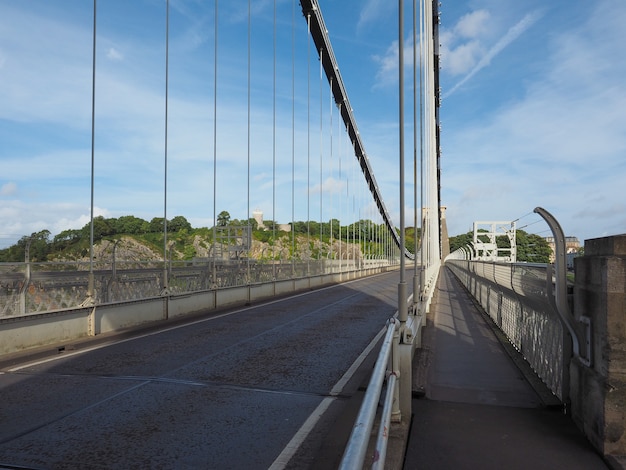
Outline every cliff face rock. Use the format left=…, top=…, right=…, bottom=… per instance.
left=52, top=234, right=364, bottom=264
left=51, top=237, right=163, bottom=264
left=248, top=235, right=362, bottom=261
left=102, top=238, right=163, bottom=262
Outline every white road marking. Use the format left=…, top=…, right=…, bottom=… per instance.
left=269, top=325, right=386, bottom=469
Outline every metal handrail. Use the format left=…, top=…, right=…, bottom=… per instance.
left=339, top=319, right=398, bottom=470
left=372, top=372, right=397, bottom=469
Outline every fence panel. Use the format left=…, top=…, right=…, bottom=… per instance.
left=446, top=260, right=564, bottom=399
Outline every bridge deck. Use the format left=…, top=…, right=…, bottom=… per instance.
left=404, top=267, right=608, bottom=469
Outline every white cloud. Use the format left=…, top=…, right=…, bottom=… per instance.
left=372, top=40, right=398, bottom=88
left=442, top=1, right=626, bottom=241
left=0, top=182, right=18, bottom=196
left=455, top=10, right=490, bottom=39
left=439, top=10, right=491, bottom=77
left=0, top=200, right=111, bottom=247
left=372, top=33, right=424, bottom=88
left=373, top=8, right=493, bottom=88
left=357, top=0, right=386, bottom=31
left=442, top=39, right=483, bottom=76
left=106, top=47, right=124, bottom=61
left=311, top=176, right=347, bottom=196
left=444, top=10, right=543, bottom=98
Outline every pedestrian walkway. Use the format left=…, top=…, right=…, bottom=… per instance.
left=403, top=267, right=608, bottom=469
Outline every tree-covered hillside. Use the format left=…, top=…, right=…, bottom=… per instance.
left=0, top=212, right=418, bottom=263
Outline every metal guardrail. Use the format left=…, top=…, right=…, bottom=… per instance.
left=340, top=284, right=428, bottom=469
left=339, top=319, right=398, bottom=470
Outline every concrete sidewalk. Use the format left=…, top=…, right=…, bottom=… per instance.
left=403, top=267, right=609, bottom=469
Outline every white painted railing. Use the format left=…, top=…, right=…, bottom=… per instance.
left=339, top=287, right=427, bottom=469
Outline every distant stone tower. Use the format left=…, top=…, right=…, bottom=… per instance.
left=253, top=209, right=265, bottom=230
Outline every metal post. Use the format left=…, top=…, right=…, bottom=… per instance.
left=87, top=0, right=97, bottom=306
left=412, top=0, right=419, bottom=308
left=398, top=0, right=408, bottom=324
left=534, top=206, right=588, bottom=405
left=111, top=239, right=119, bottom=279
left=534, top=207, right=581, bottom=357
left=162, top=0, right=170, bottom=294
left=391, top=326, right=401, bottom=422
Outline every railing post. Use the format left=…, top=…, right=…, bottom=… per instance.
left=397, top=334, right=413, bottom=424
left=391, top=326, right=401, bottom=422
left=534, top=206, right=587, bottom=366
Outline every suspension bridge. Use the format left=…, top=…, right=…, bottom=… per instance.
left=0, top=1, right=624, bottom=468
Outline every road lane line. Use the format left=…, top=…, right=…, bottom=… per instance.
left=269, top=324, right=387, bottom=469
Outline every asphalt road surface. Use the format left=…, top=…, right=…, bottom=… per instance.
left=0, top=270, right=401, bottom=469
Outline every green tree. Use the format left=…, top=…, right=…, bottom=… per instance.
left=149, top=217, right=165, bottom=233
left=448, top=232, right=473, bottom=254
left=291, top=221, right=307, bottom=234
left=516, top=231, right=551, bottom=263
left=52, top=229, right=82, bottom=253
left=82, top=216, right=114, bottom=242
left=53, top=229, right=81, bottom=245
left=217, top=211, right=231, bottom=227
left=246, top=217, right=259, bottom=230
left=170, top=215, right=192, bottom=232
left=22, top=230, right=51, bottom=261
left=264, top=220, right=278, bottom=232
left=328, top=219, right=340, bottom=239
left=115, top=215, right=148, bottom=234
left=309, top=221, right=320, bottom=237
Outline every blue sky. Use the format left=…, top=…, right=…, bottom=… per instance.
left=1, top=0, right=625, bottom=249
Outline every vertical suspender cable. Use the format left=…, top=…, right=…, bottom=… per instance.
left=88, top=0, right=97, bottom=302
left=338, top=103, right=342, bottom=270
left=306, top=14, right=311, bottom=273
left=351, top=150, right=355, bottom=251
left=398, top=0, right=408, bottom=323
left=419, top=0, right=425, bottom=296
left=412, top=0, right=418, bottom=290
left=163, top=0, right=170, bottom=292
left=329, top=78, right=333, bottom=265
left=247, top=0, right=251, bottom=284
left=272, top=0, right=277, bottom=276
left=291, top=0, right=296, bottom=275
left=212, top=0, right=218, bottom=283
left=357, top=175, right=365, bottom=267
left=319, top=48, right=323, bottom=260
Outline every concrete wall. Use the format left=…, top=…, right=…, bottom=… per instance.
left=570, top=234, right=626, bottom=466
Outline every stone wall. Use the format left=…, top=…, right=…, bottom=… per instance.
left=570, top=234, right=626, bottom=466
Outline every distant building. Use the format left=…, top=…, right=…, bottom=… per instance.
left=253, top=209, right=265, bottom=230
left=545, top=236, right=580, bottom=263
left=252, top=209, right=291, bottom=232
